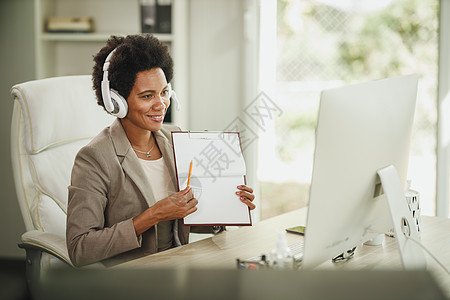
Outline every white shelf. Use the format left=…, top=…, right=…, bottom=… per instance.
left=34, top=0, right=175, bottom=78
left=40, top=33, right=174, bottom=42
left=34, top=0, right=189, bottom=128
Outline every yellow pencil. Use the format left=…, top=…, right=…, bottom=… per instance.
left=187, top=160, right=193, bottom=186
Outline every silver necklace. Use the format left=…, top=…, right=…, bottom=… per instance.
left=132, top=141, right=155, bottom=158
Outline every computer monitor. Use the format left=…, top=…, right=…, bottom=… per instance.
left=302, top=74, right=421, bottom=269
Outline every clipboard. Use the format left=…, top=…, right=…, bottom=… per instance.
left=171, top=131, right=252, bottom=226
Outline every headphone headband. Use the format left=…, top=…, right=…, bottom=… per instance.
left=101, top=48, right=128, bottom=118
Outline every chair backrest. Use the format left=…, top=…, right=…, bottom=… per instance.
left=10, top=75, right=115, bottom=239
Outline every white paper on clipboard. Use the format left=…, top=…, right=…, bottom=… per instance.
left=171, top=131, right=252, bottom=226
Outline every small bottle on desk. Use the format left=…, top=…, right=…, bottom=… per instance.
left=269, top=231, right=294, bottom=269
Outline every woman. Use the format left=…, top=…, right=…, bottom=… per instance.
left=66, top=34, right=256, bottom=267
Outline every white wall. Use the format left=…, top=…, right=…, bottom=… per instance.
left=188, top=0, right=245, bottom=131
left=0, top=0, right=34, bottom=258
left=187, top=0, right=260, bottom=219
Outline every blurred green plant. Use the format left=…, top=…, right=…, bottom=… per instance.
left=276, top=110, right=316, bottom=162
left=275, top=0, right=438, bottom=160
left=261, top=181, right=309, bottom=220
left=337, top=0, right=438, bottom=81
left=277, top=0, right=438, bottom=81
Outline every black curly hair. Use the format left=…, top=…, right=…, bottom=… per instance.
left=92, top=34, right=174, bottom=110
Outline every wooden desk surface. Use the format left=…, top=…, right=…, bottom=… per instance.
left=118, top=208, right=308, bottom=270
left=117, top=208, right=450, bottom=296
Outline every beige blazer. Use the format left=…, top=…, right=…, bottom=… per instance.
left=67, top=119, right=210, bottom=267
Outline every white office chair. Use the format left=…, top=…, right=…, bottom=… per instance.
left=10, top=75, right=115, bottom=294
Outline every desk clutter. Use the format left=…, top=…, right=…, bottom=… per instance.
left=237, top=237, right=356, bottom=271
left=386, top=180, right=421, bottom=238
left=237, top=232, right=304, bottom=270
left=406, top=180, right=421, bottom=236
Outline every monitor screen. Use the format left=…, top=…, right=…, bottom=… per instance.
left=302, top=74, right=418, bottom=269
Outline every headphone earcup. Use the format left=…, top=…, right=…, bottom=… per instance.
left=110, top=89, right=128, bottom=118
left=100, top=48, right=128, bottom=118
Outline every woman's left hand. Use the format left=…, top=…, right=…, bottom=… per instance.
left=236, top=185, right=256, bottom=210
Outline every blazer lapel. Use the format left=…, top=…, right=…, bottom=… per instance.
left=109, top=119, right=157, bottom=207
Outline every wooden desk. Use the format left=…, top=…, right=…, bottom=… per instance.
left=118, top=208, right=308, bottom=269
left=117, top=208, right=450, bottom=296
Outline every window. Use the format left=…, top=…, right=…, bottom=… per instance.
left=259, top=0, right=439, bottom=219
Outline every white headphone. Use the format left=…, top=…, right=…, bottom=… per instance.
left=101, top=48, right=128, bottom=118
left=101, top=48, right=181, bottom=119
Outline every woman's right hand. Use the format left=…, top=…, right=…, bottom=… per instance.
left=132, top=187, right=198, bottom=236
left=154, top=187, right=198, bottom=221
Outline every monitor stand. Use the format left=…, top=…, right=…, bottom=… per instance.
left=377, top=165, right=426, bottom=270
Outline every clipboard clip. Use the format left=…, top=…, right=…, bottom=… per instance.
left=188, top=131, right=226, bottom=140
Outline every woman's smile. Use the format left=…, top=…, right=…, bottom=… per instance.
left=147, top=114, right=164, bottom=122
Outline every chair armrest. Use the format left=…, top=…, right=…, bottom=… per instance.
left=20, top=230, right=106, bottom=269
left=20, top=230, right=73, bottom=267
